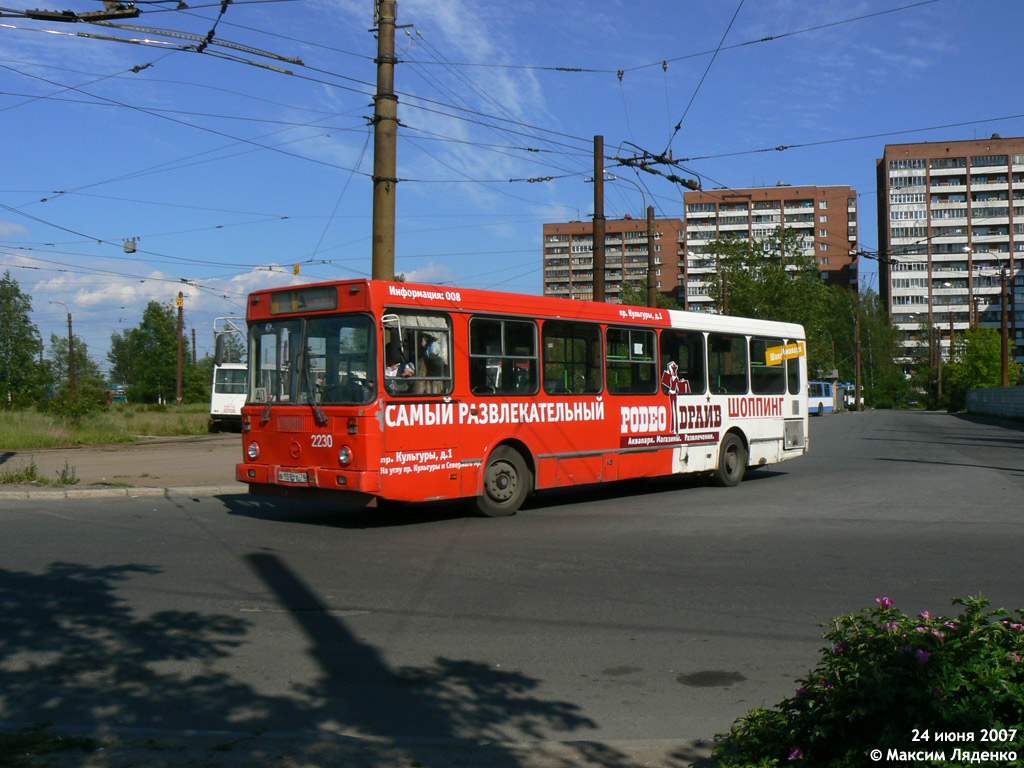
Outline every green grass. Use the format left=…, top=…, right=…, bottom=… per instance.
left=0, top=460, right=79, bottom=486
left=0, top=404, right=211, bottom=451
left=0, top=725, right=104, bottom=767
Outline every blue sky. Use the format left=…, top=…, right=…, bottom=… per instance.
left=1, top=0, right=1022, bottom=373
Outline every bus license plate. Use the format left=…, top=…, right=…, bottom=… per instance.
left=279, top=470, right=308, bottom=483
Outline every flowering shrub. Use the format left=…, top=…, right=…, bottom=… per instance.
left=713, top=596, right=1024, bottom=767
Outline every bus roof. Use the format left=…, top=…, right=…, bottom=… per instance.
left=247, top=279, right=805, bottom=339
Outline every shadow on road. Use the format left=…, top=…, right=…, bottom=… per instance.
left=221, top=494, right=474, bottom=528
left=0, top=558, right=702, bottom=766
left=875, top=456, right=1024, bottom=477
left=221, top=467, right=789, bottom=529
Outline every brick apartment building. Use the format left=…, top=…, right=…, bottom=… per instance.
left=542, top=216, right=685, bottom=303
left=682, top=184, right=859, bottom=312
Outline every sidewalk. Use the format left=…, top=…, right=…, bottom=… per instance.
left=0, top=434, right=248, bottom=500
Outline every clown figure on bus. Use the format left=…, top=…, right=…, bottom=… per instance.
left=661, top=360, right=691, bottom=433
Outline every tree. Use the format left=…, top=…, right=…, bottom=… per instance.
left=707, top=229, right=836, bottom=378
left=945, top=327, right=1022, bottom=411
left=107, top=327, right=140, bottom=388
left=216, top=333, right=246, bottom=363
left=131, top=300, right=191, bottom=403
left=48, top=332, right=104, bottom=393
left=824, top=288, right=910, bottom=408
left=0, top=271, right=44, bottom=406
left=617, top=279, right=680, bottom=310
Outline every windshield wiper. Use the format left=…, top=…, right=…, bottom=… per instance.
left=298, top=322, right=328, bottom=427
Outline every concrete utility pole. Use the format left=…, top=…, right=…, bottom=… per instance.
left=646, top=205, right=657, bottom=308
left=592, top=136, right=606, bottom=302
left=176, top=292, right=184, bottom=406
left=855, top=309, right=863, bottom=412
left=371, top=0, right=398, bottom=281
left=1001, top=266, right=1009, bottom=387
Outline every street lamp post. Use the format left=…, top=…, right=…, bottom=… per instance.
left=48, top=300, right=75, bottom=396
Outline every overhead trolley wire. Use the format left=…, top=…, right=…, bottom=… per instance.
left=664, top=0, right=743, bottom=155
left=396, top=0, right=943, bottom=76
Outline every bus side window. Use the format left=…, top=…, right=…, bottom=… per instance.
left=787, top=343, right=802, bottom=395
left=469, top=317, right=538, bottom=395
left=707, top=333, right=748, bottom=395
left=750, top=337, right=786, bottom=394
left=606, top=327, right=657, bottom=395
left=382, top=311, right=452, bottom=396
left=543, top=321, right=602, bottom=395
left=659, top=329, right=705, bottom=395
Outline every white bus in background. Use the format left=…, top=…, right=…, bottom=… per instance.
left=210, top=362, right=248, bottom=431
left=808, top=381, right=835, bottom=416
left=211, top=317, right=247, bottom=432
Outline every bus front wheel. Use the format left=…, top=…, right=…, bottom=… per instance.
left=475, top=446, right=531, bottom=517
left=713, top=433, right=747, bottom=487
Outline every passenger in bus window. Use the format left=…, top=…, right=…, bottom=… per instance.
left=384, top=330, right=414, bottom=392
left=417, top=331, right=448, bottom=394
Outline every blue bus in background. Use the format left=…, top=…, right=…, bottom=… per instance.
left=808, top=381, right=834, bottom=416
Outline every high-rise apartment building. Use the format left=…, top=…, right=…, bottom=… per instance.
left=542, top=217, right=685, bottom=302
left=682, top=185, right=859, bottom=312
left=877, top=136, right=1024, bottom=370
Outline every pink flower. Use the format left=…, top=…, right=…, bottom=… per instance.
left=919, top=611, right=932, bottom=620
left=883, top=621, right=899, bottom=633
left=915, top=626, right=928, bottom=634
left=1009, top=623, right=1024, bottom=631
left=788, top=747, right=804, bottom=760
left=832, top=642, right=847, bottom=655
left=944, top=621, right=958, bottom=631
left=916, top=649, right=932, bottom=664
left=1009, top=652, right=1022, bottom=664
left=931, top=629, right=945, bottom=640
left=876, top=597, right=894, bottom=609
left=795, top=687, right=808, bottom=698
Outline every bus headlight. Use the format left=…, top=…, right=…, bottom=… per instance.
left=338, top=446, right=352, bottom=465
left=247, top=441, right=260, bottom=460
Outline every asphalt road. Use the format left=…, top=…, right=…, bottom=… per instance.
left=1, top=409, right=1022, bottom=767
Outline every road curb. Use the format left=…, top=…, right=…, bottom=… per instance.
left=0, top=484, right=248, bottom=501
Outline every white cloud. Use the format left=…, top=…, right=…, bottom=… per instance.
left=0, top=221, right=29, bottom=237
left=397, top=261, right=455, bottom=285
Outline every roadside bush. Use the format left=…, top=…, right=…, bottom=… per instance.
left=713, top=596, right=1024, bottom=767
left=36, top=386, right=107, bottom=421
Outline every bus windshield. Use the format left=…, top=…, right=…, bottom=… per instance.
left=214, top=366, right=247, bottom=394
left=249, top=314, right=375, bottom=406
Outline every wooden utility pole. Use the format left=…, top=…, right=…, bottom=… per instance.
left=592, top=136, right=606, bottom=302
left=66, top=310, right=76, bottom=397
left=191, top=327, right=197, bottom=365
left=646, top=205, right=657, bottom=308
left=50, top=301, right=75, bottom=396
left=176, top=291, right=183, bottom=406
left=371, top=0, right=398, bottom=281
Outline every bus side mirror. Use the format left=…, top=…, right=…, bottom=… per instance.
left=214, top=334, right=226, bottom=365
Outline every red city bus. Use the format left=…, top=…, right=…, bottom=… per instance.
left=237, top=279, right=809, bottom=516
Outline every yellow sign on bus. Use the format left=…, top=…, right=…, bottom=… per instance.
left=765, top=341, right=806, bottom=366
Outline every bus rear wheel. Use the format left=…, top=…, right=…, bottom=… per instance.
left=475, top=446, right=531, bottom=517
left=713, top=433, right=747, bottom=487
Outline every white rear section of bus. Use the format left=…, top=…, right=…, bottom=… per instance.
left=210, top=362, right=247, bottom=431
